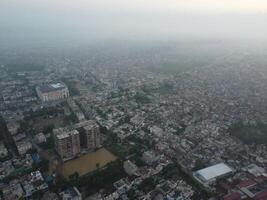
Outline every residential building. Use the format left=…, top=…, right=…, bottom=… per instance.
left=22, top=171, right=48, bottom=198
left=2, top=180, right=24, bottom=200
left=142, top=151, right=159, bottom=165
left=16, top=140, right=32, bottom=155
left=34, top=132, right=47, bottom=144
left=123, top=160, right=139, bottom=176
left=82, top=121, right=101, bottom=150
left=60, top=187, right=82, bottom=200
left=0, top=142, right=8, bottom=158
left=54, top=128, right=80, bottom=160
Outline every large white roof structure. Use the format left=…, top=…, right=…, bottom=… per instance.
left=194, top=163, right=233, bottom=182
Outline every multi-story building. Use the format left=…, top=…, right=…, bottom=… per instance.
left=54, top=120, right=101, bottom=160
left=54, top=128, right=80, bottom=160
left=82, top=121, right=101, bottom=151
left=36, top=82, right=69, bottom=102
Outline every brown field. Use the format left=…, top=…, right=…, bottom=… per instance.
left=59, top=148, right=117, bottom=179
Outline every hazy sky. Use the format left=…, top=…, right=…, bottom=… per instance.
left=0, top=0, right=267, bottom=45
left=3, top=0, right=267, bottom=13
left=57, top=0, right=267, bottom=13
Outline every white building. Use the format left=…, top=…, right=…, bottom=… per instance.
left=123, top=160, right=139, bottom=176
left=193, top=163, right=233, bottom=185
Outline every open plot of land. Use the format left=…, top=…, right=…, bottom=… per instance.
left=59, top=148, right=117, bottom=179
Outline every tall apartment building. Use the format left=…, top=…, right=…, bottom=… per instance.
left=54, top=128, right=80, bottom=160
left=82, top=121, right=101, bottom=151
left=36, top=82, right=69, bottom=102
left=54, top=120, right=101, bottom=160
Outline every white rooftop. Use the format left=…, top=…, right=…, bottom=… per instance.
left=195, top=163, right=233, bottom=182
left=56, top=129, right=79, bottom=140
left=51, top=83, right=64, bottom=88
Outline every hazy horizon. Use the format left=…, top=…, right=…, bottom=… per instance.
left=1, top=0, right=267, bottom=47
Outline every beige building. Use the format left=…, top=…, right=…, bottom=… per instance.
left=83, top=121, right=101, bottom=151
left=36, top=83, right=69, bottom=102
left=54, top=120, right=101, bottom=160
left=54, top=128, right=80, bottom=160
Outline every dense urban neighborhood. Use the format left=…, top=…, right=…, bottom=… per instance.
left=1, top=42, right=267, bottom=200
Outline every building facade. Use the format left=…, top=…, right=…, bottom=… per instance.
left=54, top=128, right=80, bottom=160
left=83, top=121, right=101, bottom=150
left=53, top=120, right=101, bottom=160
left=36, top=83, right=69, bottom=102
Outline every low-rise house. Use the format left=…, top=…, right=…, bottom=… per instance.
left=2, top=180, right=24, bottom=200
left=16, top=140, right=32, bottom=155
left=0, top=160, right=14, bottom=178
left=60, top=187, right=82, bottom=200
left=22, top=171, right=48, bottom=198
left=123, top=160, right=139, bottom=176
left=34, top=132, right=47, bottom=144
left=6, top=121, right=20, bottom=136
left=0, top=142, right=8, bottom=158
left=142, top=151, right=159, bottom=165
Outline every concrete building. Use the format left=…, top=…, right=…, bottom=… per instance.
left=53, top=120, right=101, bottom=160
left=142, top=151, right=159, bottom=165
left=6, top=120, right=20, bottom=136
left=36, top=82, right=69, bottom=102
left=0, top=142, right=8, bottom=158
left=123, top=160, right=139, bottom=176
left=82, top=121, right=101, bottom=151
left=54, top=128, right=80, bottom=160
left=16, top=140, right=32, bottom=155
left=245, top=164, right=266, bottom=177
left=2, top=180, right=24, bottom=200
left=22, top=171, right=48, bottom=198
left=34, top=132, right=47, bottom=144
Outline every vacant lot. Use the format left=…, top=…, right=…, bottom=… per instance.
left=59, top=148, right=117, bottom=179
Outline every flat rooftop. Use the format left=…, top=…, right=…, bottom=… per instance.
left=56, top=129, right=79, bottom=140
left=195, top=163, right=233, bottom=182
left=37, top=82, right=66, bottom=93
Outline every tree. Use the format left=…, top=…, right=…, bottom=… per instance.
left=43, top=124, right=55, bottom=134
left=69, top=171, right=79, bottom=180
left=192, top=159, right=206, bottom=171
left=96, top=163, right=100, bottom=170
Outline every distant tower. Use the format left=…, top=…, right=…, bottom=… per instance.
left=112, top=79, right=118, bottom=90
